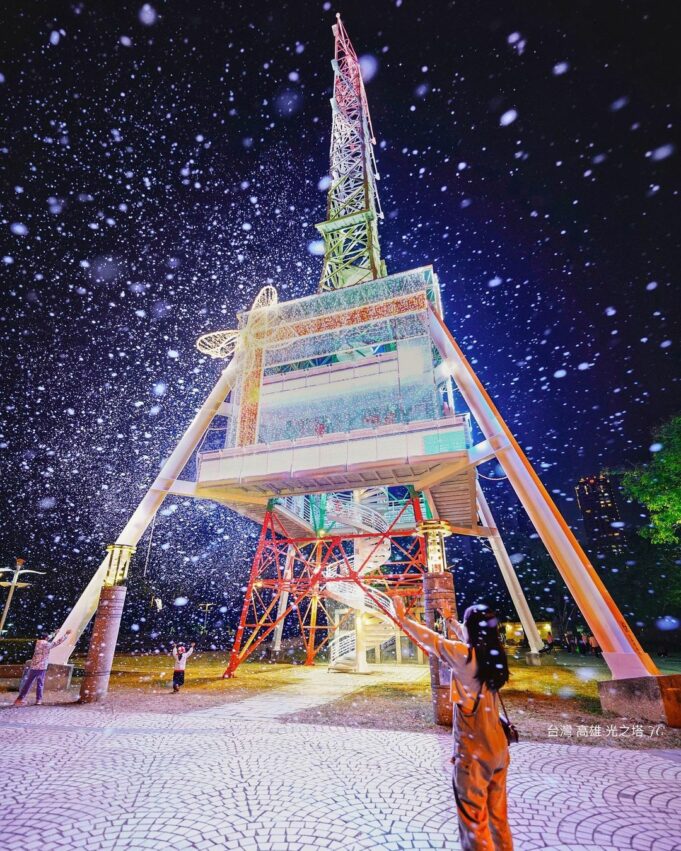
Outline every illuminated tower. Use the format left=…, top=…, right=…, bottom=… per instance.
left=317, top=16, right=385, bottom=291
left=53, top=15, right=671, bottom=724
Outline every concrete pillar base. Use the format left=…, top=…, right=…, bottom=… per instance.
left=79, top=585, right=127, bottom=704
left=433, top=684, right=453, bottom=727
left=423, top=572, right=456, bottom=726
left=525, top=651, right=550, bottom=666
left=598, top=674, right=681, bottom=727
left=0, top=663, right=74, bottom=691
left=44, top=663, right=74, bottom=690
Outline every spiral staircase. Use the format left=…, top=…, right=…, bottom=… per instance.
left=322, top=493, right=399, bottom=672
left=273, top=488, right=408, bottom=672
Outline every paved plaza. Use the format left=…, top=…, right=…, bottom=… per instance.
left=1, top=669, right=681, bottom=851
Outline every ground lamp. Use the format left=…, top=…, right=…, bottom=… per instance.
left=0, top=559, right=45, bottom=637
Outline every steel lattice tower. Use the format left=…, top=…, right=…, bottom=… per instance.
left=54, top=14, right=669, bottom=726
left=317, top=16, right=386, bottom=291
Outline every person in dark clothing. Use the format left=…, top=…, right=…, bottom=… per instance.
left=539, top=631, right=555, bottom=654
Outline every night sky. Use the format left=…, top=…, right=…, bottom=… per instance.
left=1, top=1, right=679, bottom=637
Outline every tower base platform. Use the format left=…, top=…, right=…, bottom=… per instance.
left=0, top=663, right=74, bottom=691
left=598, top=674, right=681, bottom=727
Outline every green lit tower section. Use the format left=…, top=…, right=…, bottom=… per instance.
left=316, top=14, right=387, bottom=291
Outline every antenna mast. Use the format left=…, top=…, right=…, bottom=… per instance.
left=316, top=14, right=386, bottom=291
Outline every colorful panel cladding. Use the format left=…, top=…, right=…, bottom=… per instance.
left=229, top=267, right=446, bottom=448
left=257, top=335, right=443, bottom=444
left=235, top=347, right=264, bottom=447
left=236, top=266, right=440, bottom=331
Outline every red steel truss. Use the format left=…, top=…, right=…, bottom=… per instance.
left=223, top=494, right=427, bottom=677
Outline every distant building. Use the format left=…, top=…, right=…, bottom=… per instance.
left=575, top=474, right=626, bottom=552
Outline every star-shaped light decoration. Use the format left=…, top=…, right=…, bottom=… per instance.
left=196, top=285, right=280, bottom=445
left=196, top=284, right=279, bottom=361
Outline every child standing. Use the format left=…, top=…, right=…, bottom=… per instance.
left=171, top=642, right=195, bottom=693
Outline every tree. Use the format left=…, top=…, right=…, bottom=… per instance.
left=593, top=536, right=681, bottom=620
left=621, top=416, right=681, bottom=545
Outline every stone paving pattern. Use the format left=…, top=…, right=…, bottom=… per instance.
left=1, top=670, right=680, bottom=850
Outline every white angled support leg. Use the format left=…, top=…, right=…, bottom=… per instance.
left=429, top=308, right=657, bottom=680
left=395, top=625, right=403, bottom=664
left=50, top=362, right=238, bottom=666
left=355, top=611, right=368, bottom=673
left=476, top=482, right=543, bottom=654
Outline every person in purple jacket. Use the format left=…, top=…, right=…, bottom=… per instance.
left=13, top=629, right=71, bottom=706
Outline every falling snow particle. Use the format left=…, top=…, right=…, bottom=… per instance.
left=138, top=4, right=157, bottom=26
left=499, top=109, right=518, bottom=127
left=359, top=55, right=379, bottom=83
left=649, top=143, right=675, bottom=162
left=610, top=96, right=629, bottom=111
left=655, top=616, right=680, bottom=631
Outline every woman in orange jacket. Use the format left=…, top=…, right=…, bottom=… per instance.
left=392, top=597, right=513, bottom=851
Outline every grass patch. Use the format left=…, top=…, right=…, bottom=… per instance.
left=4, top=650, right=680, bottom=750
left=101, top=653, right=305, bottom=703
left=286, top=658, right=681, bottom=750
left=0, top=653, right=308, bottom=715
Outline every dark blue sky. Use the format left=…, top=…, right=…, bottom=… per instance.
left=1, top=0, right=679, bottom=623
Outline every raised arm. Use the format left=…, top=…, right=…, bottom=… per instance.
left=48, top=629, right=72, bottom=649
left=392, top=597, right=469, bottom=676
left=447, top=618, right=467, bottom=642
left=392, top=596, right=442, bottom=653
left=435, top=600, right=467, bottom=643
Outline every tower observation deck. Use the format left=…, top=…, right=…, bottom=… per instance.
left=55, top=15, right=665, bottom=720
